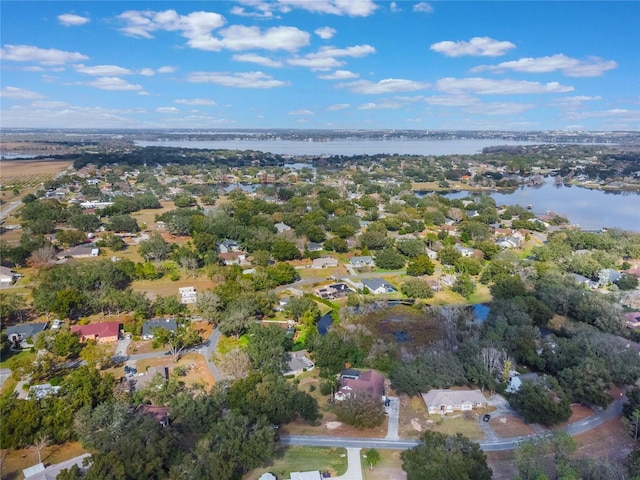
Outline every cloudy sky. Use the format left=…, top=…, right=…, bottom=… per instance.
left=1, top=1, right=638, bottom=130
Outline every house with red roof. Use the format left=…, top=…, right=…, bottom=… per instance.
left=71, top=322, right=120, bottom=343
left=335, top=369, right=385, bottom=401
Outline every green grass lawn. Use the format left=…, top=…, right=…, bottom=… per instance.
left=0, top=349, right=34, bottom=368
left=245, top=446, right=348, bottom=480
left=216, top=334, right=248, bottom=354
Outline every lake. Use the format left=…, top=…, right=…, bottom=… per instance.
left=445, top=177, right=640, bottom=232
left=135, top=138, right=545, bottom=156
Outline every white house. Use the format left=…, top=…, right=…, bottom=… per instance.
left=454, top=244, right=474, bottom=257
left=274, top=222, right=292, bottom=233
left=425, top=248, right=438, bottom=260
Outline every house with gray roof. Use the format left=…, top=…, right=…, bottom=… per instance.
left=5, top=322, right=47, bottom=345
left=361, top=278, right=396, bottom=295
left=142, top=318, right=178, bottom=340
left=350, top=255, right=375, bottom=268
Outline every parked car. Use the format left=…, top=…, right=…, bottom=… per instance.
left=482, top=414, right=491, bottom=422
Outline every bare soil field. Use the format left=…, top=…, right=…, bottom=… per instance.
left=490, top=414, right=536, bottom=437
left=136, top=351, right=215, bottom=390
left=0, top=159, right=72, bottom=187
left=362, top=450, right=406, bottom=480
left=485, top=450, right=519, bottom=480
left=1, top=442, right=87, bottom=480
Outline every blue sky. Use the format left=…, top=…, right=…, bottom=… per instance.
left=1, top=1, right=638, bottom=130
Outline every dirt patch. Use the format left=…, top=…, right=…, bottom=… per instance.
left=0, top=159, right=72, bottom=187
left=1, top=442, right=87, bottom=480
left=135, top=351, right=215, bottom=390
left=485, top=450, right=519, bottom=480
left=573, top=415, right=635, bottom=466
left=489, top=415, right=536, bottom=438
left=281, top=409, right=388, bottom=438
left=362, top=450, right=407, bottom=480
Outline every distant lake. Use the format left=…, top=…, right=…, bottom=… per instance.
left=135, top=139, right=545, bottom=156
left=445, top=177, right=640, bottom=232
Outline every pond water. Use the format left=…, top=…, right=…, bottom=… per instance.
left=473, top=304, right=491, bottom=323
left=317, top=313, right=333, bottom=335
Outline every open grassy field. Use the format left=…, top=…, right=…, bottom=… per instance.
left=131, top=275, right=214, bottom=301
left=245, top=446, right=348, bottom=480
left=361, top=450, right=406, bottom=480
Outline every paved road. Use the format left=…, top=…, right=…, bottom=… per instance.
left=282, top=396, right=626, bottom=452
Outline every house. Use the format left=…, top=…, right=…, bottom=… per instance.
left=5, top=322, right=47, bottom=345
left=129, top=366, right=170, bottom=392
left=495, top=236, right=521, bottom=249
left=312, top=257, right=338, bottom=269
left=505, top=373, right=540, bottom=393
left=315, top=283, right=354, bottom=300
left=71, top=321, right=120, bottom=343
left=335, top=369, right=385, bottom=401
left=137, top=404, right=170, bottom=427
left=142, top=318, right=178, bottom=340
left=0, top=265, right=17, bottom=286
left=218, top=251, right=247, bottom=266
left=57, top=244, right=97, bottom=259
left=28, top=383, right=61, bottom=400
left=179, top=286, right=197, bottom=304
left=259, top=474, right=277, bottom=480
left=598, top=268, right=622, bottom=286
left=361, top=278, right=396, bottom=295
left=425, top=248, right=438, bottom=260
left=290, top=472, right=322, bottom=480
left=307, top=242, right=324, bottom=252
left=23, top=453, right=91, bottom=480
left=350, top=255, right=375, bottom=268
left=454, top=244, right=474, bottom=257
left=275, top=222, right=292, bottom=233
left=421, top=389, right=487, bottom=414
left=283, top=350, right=315, bottom=376
left=218, top=239, right=240, bottom=254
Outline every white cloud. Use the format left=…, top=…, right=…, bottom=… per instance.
left=390, top=2, right=401, bottom=12
left=187, top=71, right=289, bottom=88
left=174, top=98, right=217, bottom=105
left=0, top=86, right=44, bottom=99
left=327, top=103, right=350, bottom=110
left=230, top=2, right=276, bottom=18
left=139, top=68, right=155, bottom=77
left=117, top=10, right=309, bottom=52
left=82, top=77, right=144, bottom=91
left=339, top=78, right=430, bottom=94
left=436, top=77, right=574, bottom=94
left=0, top=44, right=88, bottom=65
left=566, top=108, right=639, bottom=120
left=75, top=64, right=133, bottom=76
left=471, top=54, right=618, bottom=77
left=214, top=25, right=310, bottom=52
left=315, top=27, right=336, bottom=39
left=430, top=37, right=515, bottom=57
left=289, top=109, right=315, bottom=115
left=424, top=94, right=479, bottom=107
left=318, top=70, right=359, bottom=80
left=413, top=2, right=433, bottom=13
left=277, top=0, right=377, bottom=16
left=157, top=66, right=176, bottom=73
left=554, top=95, right=602, bottom=108
left=156, top=107, right=180, bottom=114
left=232, top=53, right=284, bottom=68
left=288, top=44, right=375, bottom=71
left=358, top=101, right=403, bottom=110
left=58, top=13, right=90, bottom=27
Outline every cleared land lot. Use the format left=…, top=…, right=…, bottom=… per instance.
left=0, top=159, right=72, bottom=188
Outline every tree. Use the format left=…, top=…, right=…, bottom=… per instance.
left=402, top=431, right=492, bottom=480
left=401, top=278, right=433, bottom=299
left=51, top=330, right=82, bottom=358
left=100, top=233, right=126, bottom=251
left=364, top=448, right=381, bottom=470
left=397, top=239, right=426, bottom=258
left=80, top=340, right=113, bottom=369
left=104, top=215, right=139, bottom=233
left=195, top=291, right=223, bottom=324
left=218, top=305, right=254, bottom=339
left=138, top=232, right=171, bottom=261
left=266, top=262, right=299, bottom=285
left=406, top=255, right=435, bottom=276
left=334, top=390, right=386, bottom=429
left=28, top=244, right=58, bottom=269
left=616, top=273, right=639, bottom=290
left=216, top=348, right=252, bottom=381
left=452, top=274, right=475, bottom=299
left=375, top=249, right=406, bottom=270
left=271, top=238, right=301, bottom=261
left=323, top=237, right=349, bottom=253
left=245, top=324, right=288, bottom=374
left=56, top=229, right=88, bottom=247
left=152, top=324, right=201, bottom=362
left=490, top=275, right=526, bottom=300
left=284, top=296, right=319, bottom=323
left=438, top=245, right=462, bottom=266
left=509, top=377, right=571, bottom=426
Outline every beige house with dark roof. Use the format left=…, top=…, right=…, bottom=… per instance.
left=421, top=389, right=487, bottom=414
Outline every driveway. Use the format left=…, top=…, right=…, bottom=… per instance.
left=385, top=396, right=400, bottom=440
left=334, top=448, right=363, bottom=480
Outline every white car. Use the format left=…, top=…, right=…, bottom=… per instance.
left=51, top=319, right=63, bottom=329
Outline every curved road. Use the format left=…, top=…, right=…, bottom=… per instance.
left=282, top=396, right=625, bottom=452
